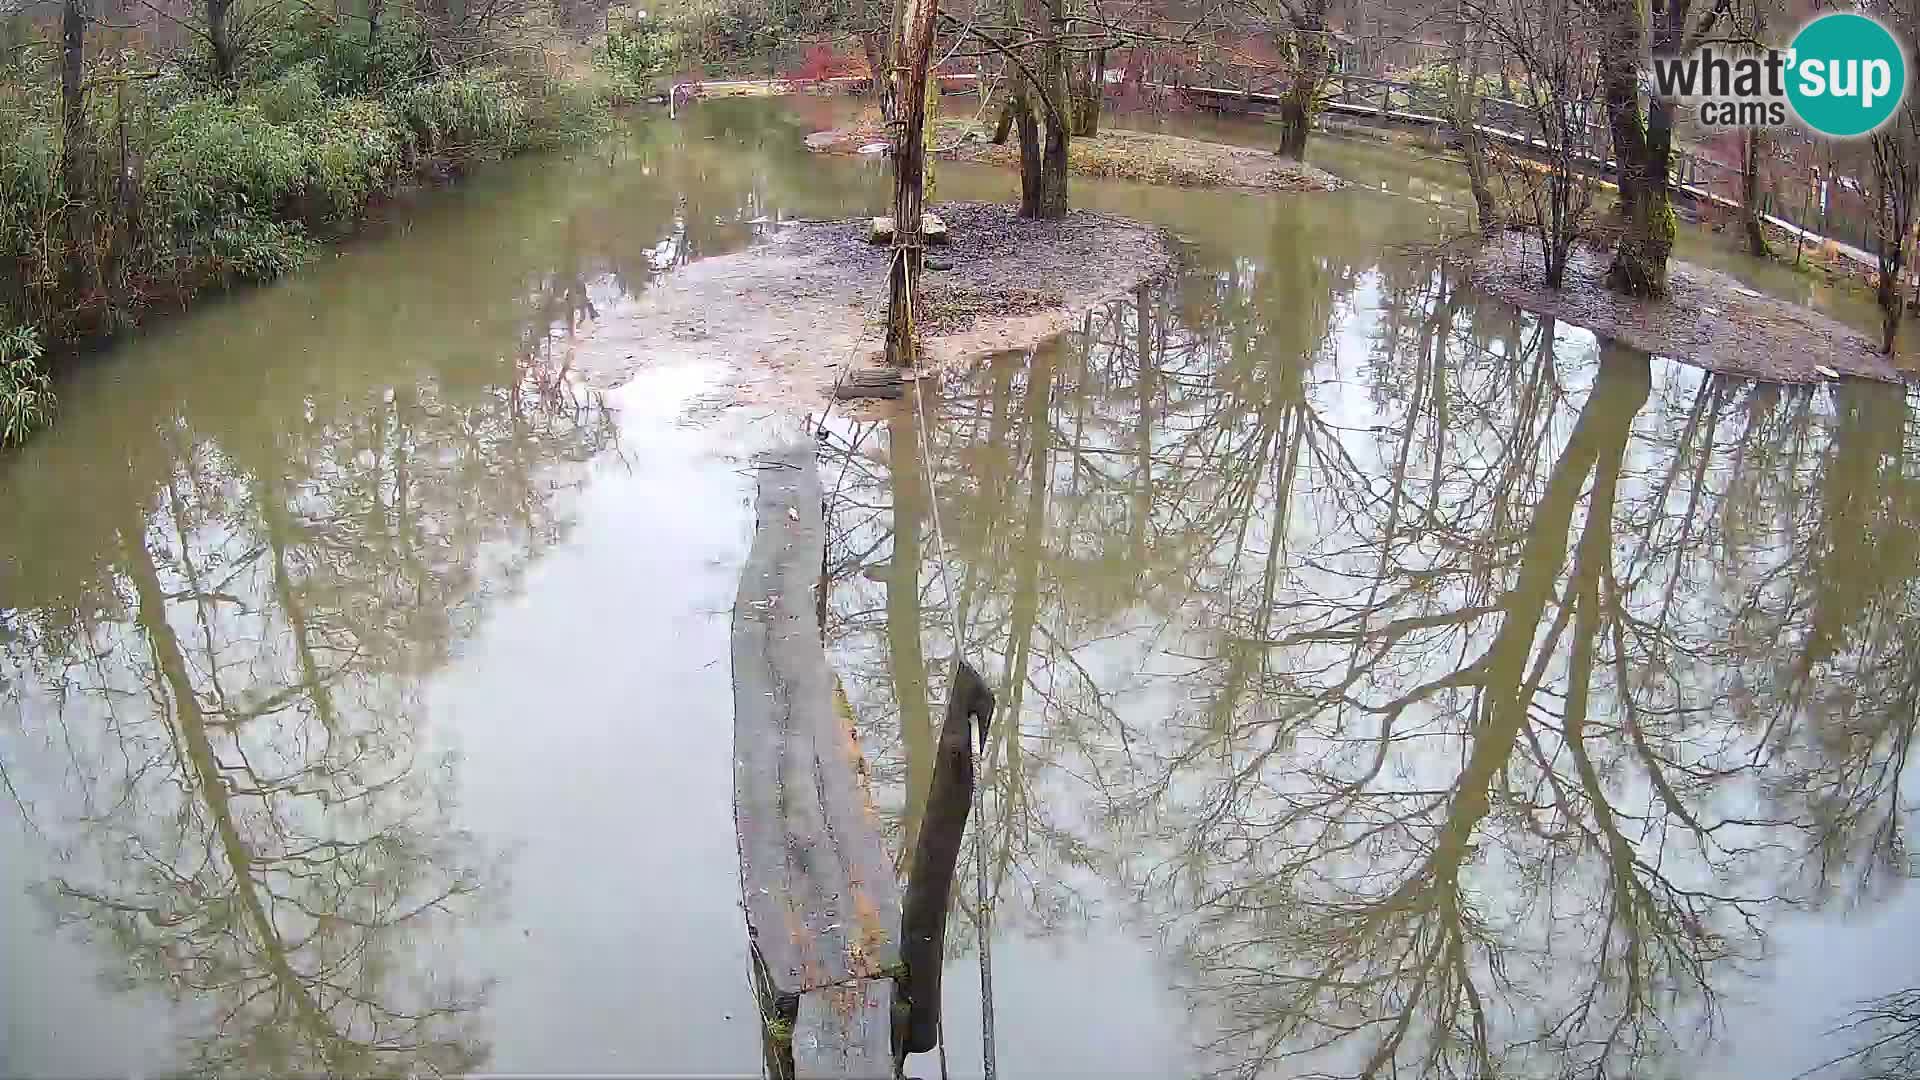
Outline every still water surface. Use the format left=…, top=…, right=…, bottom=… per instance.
left=1, top=99, right=1914, bottom=1078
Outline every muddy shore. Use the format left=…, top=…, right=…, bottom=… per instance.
left=1471, top=231, right=1908, bottom=384
left=574, top=201, right=1178, bottom=408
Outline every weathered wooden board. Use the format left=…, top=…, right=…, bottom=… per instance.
left=733, top=443, right=903, bottom=1007
left=834, top=368, right=906, bottom=401
left=792, top=980, right=895, bottom=1079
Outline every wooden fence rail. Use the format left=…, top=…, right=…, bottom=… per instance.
left=1172, top=71, right=1877, bottom=270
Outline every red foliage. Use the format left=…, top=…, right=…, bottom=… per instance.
left=1106, top=43, right=1206, bottom=115
left=786, top=43, right=863, bottom=84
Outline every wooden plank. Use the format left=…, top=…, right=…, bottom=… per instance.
left=835, top=369, right=906, bottom=401
left=733, top=442, right=903, bottom=1009
left=793, top=980, right=895, bottom=1079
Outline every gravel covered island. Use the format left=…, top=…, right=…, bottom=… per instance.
left=571, top=201, right=1180, bottom=408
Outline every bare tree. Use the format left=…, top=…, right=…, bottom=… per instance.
left=1742, top=128, right=1773, bottom=256
left=1867, top=3, right=1920, bottom=354
left=1470, top=0, right=1603, bottom=286
left=1868, top=128, right=1916, bottom=355
left=1738, top=0, right=1777, bottom=256
left=1807, top=989, right=1920, bottom=1080
left=1444, top=4, right=1497, bottom=232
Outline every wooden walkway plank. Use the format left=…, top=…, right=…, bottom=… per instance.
left=732, top=441, right=903, bottom=1070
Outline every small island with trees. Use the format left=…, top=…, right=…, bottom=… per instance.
left=8, top=0, right=1920, bottom=443
left=631, top=0, right=1920, bottom=396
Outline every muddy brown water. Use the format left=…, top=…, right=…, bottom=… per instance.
left=1, top=98, right=1914, bottom=1079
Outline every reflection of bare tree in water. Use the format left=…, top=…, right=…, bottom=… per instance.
left=826, top=232, right=1920, bottom=1078
left=3, top=346, right=618, bottom=1074
left=1130, top=327, right=1920, bottom=1077
left=1811, top=988, right=1920, bottom=1080
left=820, top=231, right=1382, bottom=946
left=1147, top=344, right=1697, bottom=1079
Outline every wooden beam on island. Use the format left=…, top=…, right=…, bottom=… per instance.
left=732, top=442, right=902, bottom=1078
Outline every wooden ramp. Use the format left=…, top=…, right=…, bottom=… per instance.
left=733, top=442, right=901, bottom=1079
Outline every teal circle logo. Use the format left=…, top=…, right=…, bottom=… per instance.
left=1787, top=13, right=1908, bottom=137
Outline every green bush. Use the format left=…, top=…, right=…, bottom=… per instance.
left=519, top=77, right=611, bottom=149
left=0, top=112, right=58, bottom=255
left=144, top=97, right=309, bottom=233
left=294, top=97, right=409, bottom=221
left=0, top=16, right=607, bottom=444
left=203, top=214, right=315, bottom=281
left=241, top=61, right=328, bottom=123
left=0, top=325, right=52, bottom=447
left=388, top=74, right=531, bottom=158
left=143, top=92, right=406, bottom=236
left=256, top=12, right=429, bottom=94
left=598, top=20, right=682, bottom=96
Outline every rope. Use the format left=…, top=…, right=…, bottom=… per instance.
left=973, top=735, right=997, bottom=1080
left=907, top=346, right=960, bottom=656
left=906, top=373, right=997, bottom=1080
left=817, top=245, right=910, bottom=440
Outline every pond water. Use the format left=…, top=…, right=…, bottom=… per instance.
left=1, top=98, right=1915, bottom=1079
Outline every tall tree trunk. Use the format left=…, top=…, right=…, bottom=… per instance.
left=992, top=96, right=1015, bottom=143
left=1005, top=0, right=1050, bottom=217
left=882, top=0, right=938, bottom=366
left=1448, top=6, right=1497, bottom=232
left=1741, top=5, right=1770, bottom=258
left=1742, top=129, right=1771, bottom=257
left=207, top=0, right=235, bottom=80
left=1068, top=46, right=1105, bottom=136
left=1035, top=10, right=1070, bottom=219
left=60, top=0, right=90, bottom=308
left=1602, top=0, right=1673, bottom=296
left=1276, top=11, right=1328, bottom=160
left=923, top=74, right=939, bottom=205
left=860, top=28, right=889, bottom=112
left=1012, top=72, right=1041, bottom=215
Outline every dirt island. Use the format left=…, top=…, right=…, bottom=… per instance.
left=805, top=121, right=1343, bottom=192
left=1472, top=231, right=1910, bottom=384
left=571, top=201, right=1179, bottom=408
